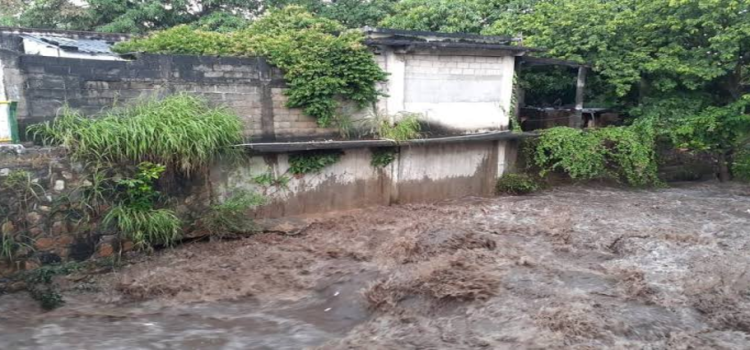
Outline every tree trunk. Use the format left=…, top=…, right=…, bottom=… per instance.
left=718, top=152, right=731, bottom=182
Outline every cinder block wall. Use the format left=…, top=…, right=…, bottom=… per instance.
left=4, top=52, right=339, bottom=142
left=382, top=52, right=515, bottom=133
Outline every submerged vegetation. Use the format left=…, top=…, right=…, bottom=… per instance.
left=201, top=191, right=266, bottom=239
left=496, top=173, right=540, bottom=195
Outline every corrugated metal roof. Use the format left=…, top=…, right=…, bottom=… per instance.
left=20, top=34, right=117, bottom=55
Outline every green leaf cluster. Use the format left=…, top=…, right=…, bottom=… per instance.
left=114, top=6, right=388, bottom=127
left=288, top=151, right=342, bottom=175
left=534, top=122, right=660, bottom=187
left=496, top=173, right=540, bottom=195
left=371, top=148, right=397, bottom=168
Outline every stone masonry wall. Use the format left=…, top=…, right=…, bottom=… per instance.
left=0, top=146, right=214, bottom=276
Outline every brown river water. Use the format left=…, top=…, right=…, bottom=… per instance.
left=2, top=182, right=750, bottom=349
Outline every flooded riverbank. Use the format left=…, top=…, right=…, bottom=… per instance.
left=2, top=182, right=750, bottom=349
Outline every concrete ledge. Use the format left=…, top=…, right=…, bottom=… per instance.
left=237, top=131, right=537, bottom=153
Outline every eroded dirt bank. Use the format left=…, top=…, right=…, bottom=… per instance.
left=2, top=182, right=750, bottom=349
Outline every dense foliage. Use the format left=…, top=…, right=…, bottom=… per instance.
left=534, top=122, right=660, bottom=187
left=115, top=7, right=387, bottom=127
left=2, top=0, right=397, bottom=33
left=27, top=95, right=249, bottom=251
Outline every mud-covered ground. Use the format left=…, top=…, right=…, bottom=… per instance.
left=3, top=182, right=750, bottom=349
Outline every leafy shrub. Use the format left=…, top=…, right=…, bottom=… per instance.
left=371, top=148, right=397, bottom=168
left=202, top=191, right=266, bottom=238
left=289, top=151, right=342, bottom=175
left=534, top=122, right=659, bottom=187
left=496, top=173, right=540, bottom=195
left=114, top=162, right=165, bottom=209
left=114, top=6, right=388, bottom=127
left=103, top=206, right=181, bottom=248
left=28, top=94, right=243, bottom=177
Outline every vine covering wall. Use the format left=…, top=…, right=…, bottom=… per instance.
left=114, top=6, right=388, bottom=128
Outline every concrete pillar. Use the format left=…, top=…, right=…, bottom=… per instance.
left=571, top=66, right=587, bottom=128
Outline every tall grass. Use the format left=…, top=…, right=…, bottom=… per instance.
left=28, top=94, right=244, bottom=176
left=103, top=205, right=182, bottom=248
left=375, top=113, right=422, bottom=141
left=201, top=190, right=266, bottom=239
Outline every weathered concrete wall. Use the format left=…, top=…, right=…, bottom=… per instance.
left=214, top=140, right=508, bottom=218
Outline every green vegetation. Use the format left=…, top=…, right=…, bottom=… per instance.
left=534, top=122, right=659, bottom=187
left=201, top=191, right=266, bottom=239
left=0, top=230, right=31, bottom=264
left=253, top=170, right=291, bottom=189
left=496, top=173, right=540, bottom=195
left=288, top=151, right=342, bottom=175
left=114, top=7, right=388, bottom=128
left=376, top=113, right=422, bottom=141
left=0, top=170, right=43, bottom=263
left=733, top=148, right=750, bottom=182
left=3, top=0, right=398, bottom=34
left=22, top=261, right=84, bottom=310
left=103, top=206, right=181, bottom=248
left=101, top=162, right=181, bottom=248
left=28, top=95, right=242, bottom=177
left=371, top=148, right=398, bottom=168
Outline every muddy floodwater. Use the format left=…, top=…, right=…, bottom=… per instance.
left=2, top=182, right=750, bottom=349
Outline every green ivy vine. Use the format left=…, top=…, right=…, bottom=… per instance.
left=371, top=148, right=397, bottom=168
left=288, top=151, right=342, bottom=175
left=114, top=6, right=388, bottom=127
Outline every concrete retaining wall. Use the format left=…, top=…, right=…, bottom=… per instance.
left=214, top=140, right=512, bottom=218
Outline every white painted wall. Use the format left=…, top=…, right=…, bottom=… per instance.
left=376, top=51, right=516, bottom=133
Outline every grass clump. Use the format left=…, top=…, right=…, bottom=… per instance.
left=28, top=94, right=243, bottom=177
left=377, top=113, right=421, bottom=141
left=104, top=206, right=181, bottom=249
left=201, top=191, right=266, bottom=238
left=496, top=173, right=540, bottom=195
left=289, top=151, right=342, bottom=175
